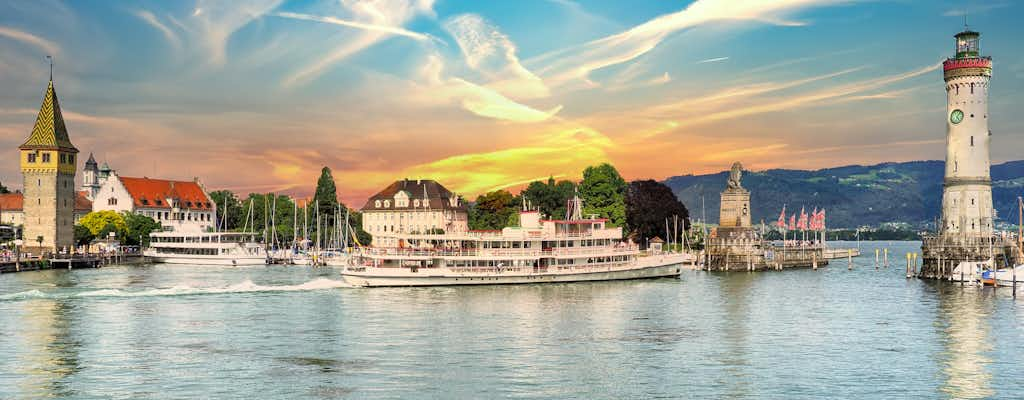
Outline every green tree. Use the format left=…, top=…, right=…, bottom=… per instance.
left=79, top=211, right=127, bottom=236
left=469, top=190, right=519, bottom=230
left=0, top=181, right=9, bottom=194
left=209, top=190, right=243, bottom=230
left=579, top=163, right=627, bottom=227
left=73, top=224, right=94, bottom=246
left=314, top=167, right=339, bottom=227
left=123, top=213, right=161, bottom=246
left=242, top=193, right=298, bottom=247
left=522, top=176, right=575, bottom=219
left=625, top=180, right=690, bottom=247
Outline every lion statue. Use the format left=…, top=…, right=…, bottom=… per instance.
left=727, top=162, right=743, bottom=189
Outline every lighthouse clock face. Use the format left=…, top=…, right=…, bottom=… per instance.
left=950, top=109, right=964, bottom=124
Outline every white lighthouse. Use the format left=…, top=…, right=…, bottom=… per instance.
left=940, top=28, right=994, bottom=236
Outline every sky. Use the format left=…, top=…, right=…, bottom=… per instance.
left=1, top=0, right=1022, bottom=207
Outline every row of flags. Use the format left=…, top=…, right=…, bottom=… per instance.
left=775, top=205, right=826, bottom=231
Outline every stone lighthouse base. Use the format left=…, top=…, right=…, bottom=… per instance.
left=920, top=234, right=1019, bottom=279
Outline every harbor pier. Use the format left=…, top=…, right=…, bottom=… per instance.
left=920, top=234, right=1018, bottom=279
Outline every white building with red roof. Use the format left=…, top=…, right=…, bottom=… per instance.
left=91, top=172, right=217, bottom=232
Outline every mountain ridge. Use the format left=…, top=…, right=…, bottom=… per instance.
left=665, top=160, right=1024, bottom=229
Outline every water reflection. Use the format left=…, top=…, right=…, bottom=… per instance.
left=16, top=296, right=82, bottom=398
left=715, top=272, right=756, bottom=398
left=935, top=284, right=994, bottom=399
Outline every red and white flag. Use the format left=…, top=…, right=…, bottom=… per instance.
left=798, top=207, right=808, bottom=230
left=777, top=205, right=787, bottom=229
left=818, top=208, right=826, bottom=230
left=810, top=207, right=818, bottom=230
left=788, top=214, right=796, bottom=230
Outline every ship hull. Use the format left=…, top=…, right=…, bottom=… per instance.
left=341, top=256, right=688, bottom=287
left=145, top=254, right=268, bottom=266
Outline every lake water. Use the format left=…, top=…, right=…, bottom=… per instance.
left=1, top=241, right=1022, bottom=399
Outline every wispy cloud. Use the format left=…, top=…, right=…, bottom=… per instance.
left=443, top=13, right=551, bottom=100
left=0, top=26, right=60, bottom=55
left=697, top=56, right=729, bottom=64
left=280, top=0, right=436, bottom=87
left=416, top=54, right=562, bottom=123
left=943, top=2, right=1010, bottom=17
left=530, top=0, right=849, bottom=89
left=191, top=0, right=284, bottom=66
left=133, top=10, right=181, bottom=50
left=272, top=11, right=433, bottom=42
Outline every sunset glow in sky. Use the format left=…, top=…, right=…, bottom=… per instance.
left=1, top=0, right=1022, bottom=206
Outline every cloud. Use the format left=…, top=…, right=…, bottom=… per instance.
left=530, top=0, right=848, bottom=89
left=191, top=0, right=284, bottom=66
left=443, top=14, right=550, bottom=100
left=133, top=10, right=181, bottom=50
left=280, top=0, right=436, bottom=87
left=697, top=56, right=729, bottom=64
left=401, top=126, right=612, bottom=195
left=272, top=11, right=433, bottom=42
left=0, top=26, right=60, bottom=55
left=942, top=2, right=1010, bottom=17
left=416, top=54, right=562, bottom=123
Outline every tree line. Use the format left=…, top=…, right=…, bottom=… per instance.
left=208, top=167, right=371, bottom=248
left=468, top=163, right=691, bottom=247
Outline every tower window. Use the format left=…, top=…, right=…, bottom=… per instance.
left=42, top=153, right=50, bottom=163
left=28, top=153, right=37, bottom=163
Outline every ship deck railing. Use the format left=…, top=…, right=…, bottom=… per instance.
left=357, top=246, right=640, bottom=258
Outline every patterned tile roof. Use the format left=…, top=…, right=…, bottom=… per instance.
left=118, top=177, right=213, bottom=210
left=20, top=80, right=77, bottom=152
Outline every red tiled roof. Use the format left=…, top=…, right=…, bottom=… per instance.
left=0, top=193, right=23, bottom=211
left=74, top=191, right=92, bottom=212
left=118, top=177, right=213, bottom=210
left=0, top=193, right=90, bottom=212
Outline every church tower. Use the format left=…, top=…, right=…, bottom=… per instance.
left=19, top=77, right=78, bottom=252
left=82, top=152, right=100, bottom=200
left=940, top=28, right=993, bottom=236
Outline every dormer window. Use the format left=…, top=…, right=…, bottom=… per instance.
left=141, top=198, right=149, bottom=205
left=156, top=199, right=163, bottom=206
left=384, top=200, right=391, bottom=208
left=375, top=200, right=382, bottom=208
left=414, top=199, right=420, bottom=207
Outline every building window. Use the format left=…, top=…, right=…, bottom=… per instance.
left=384, top=200, right=390, bottom=208
left=28, top=153, right=37, bottom=163
left=970, top=136, right=974, bottom=147
left=42, top=153, right=51, bottom=163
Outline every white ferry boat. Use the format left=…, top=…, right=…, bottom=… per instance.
left=145, top=230, right=268, bottom=266
left=341, top=197, right=694, bottom=287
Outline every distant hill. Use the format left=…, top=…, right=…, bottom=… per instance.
left=665, top=161, right=1024, bottom=229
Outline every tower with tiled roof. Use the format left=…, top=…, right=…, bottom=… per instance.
left=19, top=77, right=78, bottom=252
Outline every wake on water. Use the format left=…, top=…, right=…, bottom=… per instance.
left=0, top=278, right=352, bottom=302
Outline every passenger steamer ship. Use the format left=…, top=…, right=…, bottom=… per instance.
left=341, top=195, right=694, bottom=287
left=145, top=230, right=267, bottom=266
